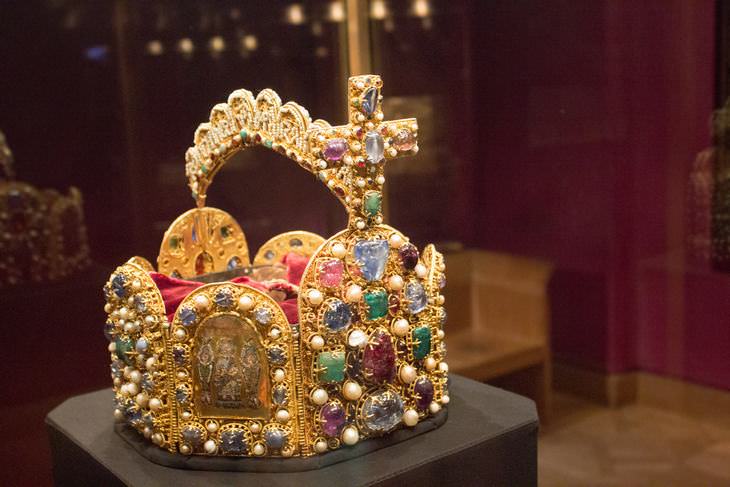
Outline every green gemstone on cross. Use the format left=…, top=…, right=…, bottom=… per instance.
left=364, top=289, right=388, bottom=320
left=363, top=191, right=382, bottom=218
left=412, top=325, right=431, bottom=360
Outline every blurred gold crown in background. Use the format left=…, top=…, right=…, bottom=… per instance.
left=103, top=75, right=449, bottom=459
left=0, top=130, right=90, bottom=288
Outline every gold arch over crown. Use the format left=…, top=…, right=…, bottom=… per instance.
left=184, top=75, right=419, bottom=229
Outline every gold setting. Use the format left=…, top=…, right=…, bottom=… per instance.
left=104, top=75, right=448, bottom=458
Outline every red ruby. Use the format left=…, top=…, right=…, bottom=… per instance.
left=362, top=330, right=396, bottom=383
left=399, top=243, right=419, bottom=270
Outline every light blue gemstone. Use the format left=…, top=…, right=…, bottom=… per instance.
left=365, top=131, right=385, bottom=164
left=406, top=281, right=427, bottom=314
left=354, top=240, right=389, bottom=282
left=362, top=390, right=404, bottom=434
left=135, top=337, right=149, bottom=353
left=323, top=300, right=352, bottom=331
left=112, top=274, right=126, bottom=298
left=215, top=289, right=233, bottom=308
left=264, top=428, right=287, bottom=449
left=255, top=307, right=273, bottom=324
left=361, top=87, right=378, bottom=117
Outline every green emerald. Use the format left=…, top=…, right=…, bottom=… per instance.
left=115, top=337, right=134, bottom=366
left=363, top=192, right=382, bottom=218
left=318, top=351, right=345, bottom=383
left=364, top=289, right=388, bottom=320
left=220, top=225, right=232, bottom=238
left=264, top=140, right=273, bottom=149
left=240, top=129, right=248, bottom=141
left=200, top=164, right=208, bottom=175
left=412, top=326, right=431, bottom=360
left=169, top=235, right=181, bottom=249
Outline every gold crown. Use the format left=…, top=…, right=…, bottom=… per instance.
left=103, top=75, right=449, bottom=459
left=0, top=130, right=90, bottom=288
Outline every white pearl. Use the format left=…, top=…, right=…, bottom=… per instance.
left=437, top=329, right=445, bottom=339
left=104, top=303, right=112, bottom=313
left=273, top=369, right=286, bottom=382
left=345, top=284, right=362, bottom=303
left=152, top=433, right=163, bottom=445
left=439, top=362, right=449, bottom=373
left=113, top=409, right=124, bottom=421
left=307, top=289, right=323, bottom=306
left=441, top=395, right=450, bottom=405
left=342, top=381, right=362, bottom=401
left=355, top=81, right=365, bottom=89
left=194, top=295, right=210, bottom=311
left=253, top=443, right=265, bottom=456
left=356, top=220, right=366, bottom=230
left=269, top=327, right=281, bottom=339
left=143, top=427, right=152, bottom=439
left=123, top=366, right=133, bottom=378
left=314, top=440, right=328, bottom=453
left=399, top=365, right=417, bottom=384
left=145, top=356, right=157, bottom=369
left=113, top=377, right=121, bottom=387
left=429, top=401, right=441, bottom=414
left=309, top=335, right=325, bottom=350
left=127, top=382, right=139, bottom=396
left=437, top=295, right=445, bottom=305
left=415, top=264, right=428, bottom=278
left=388, top=275, right=404, bottom=291
left=403, top=409, right=419, bottom=427
left=387, top=147, right=397, bottom=157
left=119, top=307, right=129, bottom=319
left=424, top=357, right=437, bottom=371
left=145, top=315, right=155, bottom=326
left=342, top=426, right=359, bottom=446
left=176, top=371, right=187, bottom=379
left=135, top=393, right=148, bottom=407
left=129, top=370, right=141, bottom=383
left=204, top=440, right=217, bottom=454
left=376, top=175, right=385, bottom=185
left=149, top=398, right=162, bottom=411
left=375, top=216, right=383, bottom=224
left=356, top=178, right=366, bottom=188
left=311, top=388, right=328, bottom=405
left=123, top=322, right=134, bottom=333
left=108, top=342, right=117, bottom=353
left=392, top=318, right=409, bottom=337
left=180, top=444, right=191, bottom=455
left=182, top=411, right=192, bottom=420
left=250, top=423, right=262, bottom=434
left=282, top=446, right=294, bottom=457
left=388, top=234, right=403, bottom=248
left=276, top=409, right=290, bottom=423
left=238, top=295, right=254, bottom=311
left=348, top=329, right=367, bottom=348
left=207, top=422, right=218, bottom=433
left=331, top=242, right=346, bottom=258
left=174, top=328, right=186, bottom=340
left=111, top=310, right=120, bottom=319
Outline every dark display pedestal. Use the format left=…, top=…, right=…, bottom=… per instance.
left=46, top=375, right=538, bottom=487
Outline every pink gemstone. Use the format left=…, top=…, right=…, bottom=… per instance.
left=392, top=129, right=416, bottom=151
left=319, top=259, right=344, bottom=288
left=323, top=138, right=348, bottom=161
left=362, top=330, right=396, bottom=383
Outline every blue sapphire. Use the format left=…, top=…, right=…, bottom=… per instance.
left=134, top=295, right=147, bottom=313
left=215, top=289, right=233, bottom=308
left=175, top=386, right=189, bottom=404
left=323, top=300, right=352, bottom=332
left=267, top=347, right=287, bottom=365
left=264, top=428, right=286, bottom=449
left=221, top=429, right=247, bottom=454
left=273, top=385, right=288, bottom=405
left=354, top=240, right=389, bottom=282
left=362, top=390, right=404, bottom=434
left=112, top=274, right=126, bottom=298
left=103, top=320, right=115, bottom=341
left=180, top=307, right=196, bottom=326
left=173, top=346, right=186, bottom=365
left=143, top=413, right=155, bottom=428
left=361, top=87, right=379, bottom=118
left=125, top=407, right=142, bottom=426
left=110, top=359, right=124, bottom=378
left=227, top=256, right=242, bottom=270
left=406, top=281, right=427, bottom=315
left=255, top=307, right=273, bottom=324
left=181, top=425, right=203, bottom=447
left=141, top=373, right=154, bottom=392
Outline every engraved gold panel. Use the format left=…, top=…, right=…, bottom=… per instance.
left=253, top=231, right=326, bottom=267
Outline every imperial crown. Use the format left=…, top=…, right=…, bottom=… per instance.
left=103, top=75, right=449, bottom=459
left=0, top=130, right=90, bottom=288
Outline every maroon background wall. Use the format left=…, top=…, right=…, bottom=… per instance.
left=471, top=1, right=723, bottom=387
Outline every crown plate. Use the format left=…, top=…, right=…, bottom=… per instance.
left=103, top=76, right=448, bottom=459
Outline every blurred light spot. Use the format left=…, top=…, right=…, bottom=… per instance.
left=285, top=4, right=306, bottom=25
left=243, top=34, right=258, bottom=51
left=371, top=0, right=388, bottom=20
left=178, top=38, right=194, bottom=55
left=146, top=40, right=164, bottom=56
left=315, top=46, right=329, bottom=58
left=209, top=36, right=226, bottom=53
left=84, top=45, right=109, bottom=62
left=328, top=1, right=345, bottom=22
left=412, top=0, right=431, bottom=18
left=311, top=21, right=323, bottom=37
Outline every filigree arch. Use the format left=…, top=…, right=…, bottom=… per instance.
left=184, top=75, right=420, bottom=229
